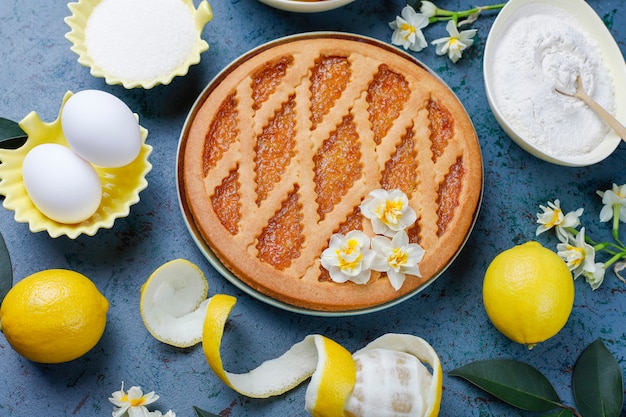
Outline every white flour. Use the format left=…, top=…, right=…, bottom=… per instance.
left=490, top=4, right=615, bottom=158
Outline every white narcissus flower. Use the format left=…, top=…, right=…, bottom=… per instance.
left=109, top=382, right=159, bottom=417
left=388, top=5, right=429, bottom=52
left=371, top=231, right=425, bottom=290
left=419, top=1, right=438, bottom=17
left=431, top=20, right=477, bottom=63
left=597, top=183, right=626, bottom=223
left=536, top=199, right=584, bottom=243
left=582, top=262, right=606, bottom=290
left=320, top=230, right=375, bottom=285
left=147, top=411, right=176, bottom=417
left=557, top=228, right=598, bottom=282
left=360, top=189, right=417, bottom=237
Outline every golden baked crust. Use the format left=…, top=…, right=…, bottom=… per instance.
left=179, top=33, right=482, bottom=313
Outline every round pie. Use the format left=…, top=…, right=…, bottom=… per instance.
left=178, top=33, right=483, bottom=313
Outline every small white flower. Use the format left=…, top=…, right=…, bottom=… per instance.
left=582, top=262, right=606, bottom=290
left=431, top=20, right=477, bottom=63
left=321, top=230, right=375, bottom=285
left=536, top=199, right=583, bottom=243
left=597, top=183, right=626, bottom=223
left=419, top=1, right=438, bottom=17
left=557, top=228, right=597, bottom=280
left=109, top=382, right=159, bottom=417
left=147, top=411, right=176, bottom=417
left=389, top=5, right=429, bottom=52
left=360, top=189, right=417, bottom=237
left=371, top=231, right=425, bottom=290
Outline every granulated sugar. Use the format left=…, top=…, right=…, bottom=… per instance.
left=490, top=4, right=615, bottom=158
left=85, top=0, right=197, bottom=83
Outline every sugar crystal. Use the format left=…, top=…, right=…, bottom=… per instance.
left=85, top=0, right=197, bottom=83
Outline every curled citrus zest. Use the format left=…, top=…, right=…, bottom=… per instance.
left=202, top=294, right=442, bottom=416
left=202, top=294, right=356, bottom=408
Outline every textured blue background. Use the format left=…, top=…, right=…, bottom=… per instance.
left=1, top=0, right=625, bottom=416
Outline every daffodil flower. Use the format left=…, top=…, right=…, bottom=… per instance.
left=371, top=231, right=425, bottom=290
left=321, top=230, right=375, bottom=285
left=536, top=199, right=583, bottom=243
left=110, top=383, right=160, bottom=417
left=360, top=189, right=417, bottom=237
left=597, top=183, right=626, bottom=224
left=431, top=20, right=477, bottom=63
left=557, top=228, right=598, bottom=280
left=388, top=5, right=429, bottom=52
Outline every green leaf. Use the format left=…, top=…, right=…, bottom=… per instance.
left=572, top=339, right=624, bottom=417
left=0, top=230, right=12, bottom=305
left=192, top=406, right=221, bottom=417
left=541, top=409, right=573, bottom=417
left=0, top=117, right=27, bottom=149
left=450, top=359, right=562, bottom=412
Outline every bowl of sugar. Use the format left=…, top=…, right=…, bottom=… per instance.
left=65, top=0, right=213, bottom=89
left=483, top=0, right=626, bottom=167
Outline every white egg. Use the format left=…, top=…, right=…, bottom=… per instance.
left=61, top=89, right=142, bottom=168
left=22, top=144, right=102, bottom=224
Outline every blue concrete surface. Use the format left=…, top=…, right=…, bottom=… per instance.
left=1, top=0, right=625, bottom=416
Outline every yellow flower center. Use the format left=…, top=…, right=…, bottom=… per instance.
left=400, top=23, right=416, bottom=39
left=388, top=248, right=408, bottom=270
left=567, top=245, right=585, bottom=268
left=121, top=394, right=149, bottom=407
left=377, top=199, right=403, bottom=226
left=336, top=239, right=362, bottom=271
left=546, top=208, right=563, bottom=228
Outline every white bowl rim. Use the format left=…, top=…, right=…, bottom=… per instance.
left=256, top=0, right=355, bottom=13
left=483, top=0, right=626, bottom=167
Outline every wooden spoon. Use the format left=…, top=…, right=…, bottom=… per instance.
left=555, top=75, right=626, bottom=141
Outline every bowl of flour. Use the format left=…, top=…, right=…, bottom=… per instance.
left=483, top=0, right=626, bottom=167
left=256, top=0, right=355, bottom=13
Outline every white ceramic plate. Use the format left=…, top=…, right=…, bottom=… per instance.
left=483, top=0, right=626, bottom=166
left=256, top=0, right=354, bottom=13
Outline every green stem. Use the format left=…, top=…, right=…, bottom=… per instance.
left=603, top=250, right=626, bottom=269
left=428, top=3, right=505, bottom=24
left=612, top=205, right=625, bottom=248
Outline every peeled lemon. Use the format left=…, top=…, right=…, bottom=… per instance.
left=345, top=334, right=442, bottom=417
left=483, top=241, right=574, bottom=348
left=202, top=294, right=442, bottom=417
left=0, top=269, right=108, bottom=363
left=140, top=259, right=210, bottom=348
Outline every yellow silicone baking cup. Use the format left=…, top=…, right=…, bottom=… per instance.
left=0, top=91, right=152, bottom=239
left=64, top=0, right=213, bottom=89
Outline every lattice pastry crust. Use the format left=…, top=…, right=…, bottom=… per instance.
left=179, top=34, right=482, bottom=312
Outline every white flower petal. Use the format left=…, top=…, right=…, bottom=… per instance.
left=387, top=269, right=406, bottom=290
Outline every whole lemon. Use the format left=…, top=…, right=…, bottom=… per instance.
left=0, top=269, right=109, bottom=363
left=483, top=241, right=574, bottom=348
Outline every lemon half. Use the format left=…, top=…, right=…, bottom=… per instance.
left=140, top=259, right=209, bottom=348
